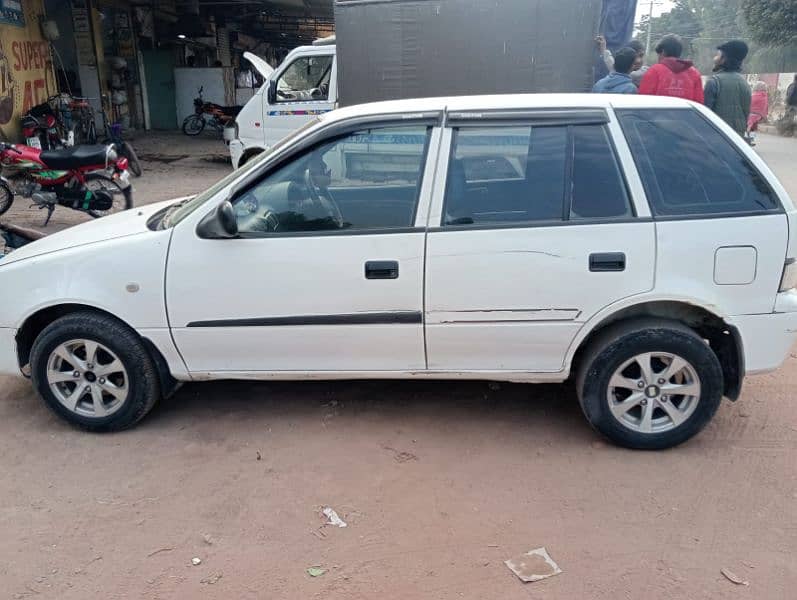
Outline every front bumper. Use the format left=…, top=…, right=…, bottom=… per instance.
left=729, top=291, right=797, bottom=374
left=0, top=328, right=20, bottom=377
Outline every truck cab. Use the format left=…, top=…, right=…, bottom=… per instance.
left=229, top=38, right=337, bottom=169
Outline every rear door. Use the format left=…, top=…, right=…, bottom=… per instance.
left=424, top=110, right=656, bottom=372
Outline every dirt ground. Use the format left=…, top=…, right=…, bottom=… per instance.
left=1, top=133, right=796, bottom=599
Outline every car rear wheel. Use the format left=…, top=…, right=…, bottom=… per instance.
left=30, top=312, right=161, bottom=431
left=576, top=319, right=724, bottom=450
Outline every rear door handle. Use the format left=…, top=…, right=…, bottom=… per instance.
left=365, top=260, right=399, bottom=279
left=589, top=252, right=626, bottom=272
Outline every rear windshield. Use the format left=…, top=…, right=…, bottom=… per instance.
left=616, top=108, right=779, bottom=217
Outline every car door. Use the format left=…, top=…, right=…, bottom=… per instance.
left=424, top=109, right=656, bottom=372
left=166, top=120, right=439, bottom=374
left=266, top=50, right=336, bottom=146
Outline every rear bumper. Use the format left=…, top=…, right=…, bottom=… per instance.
left=0, top=328, right=20, bottom=377
left=729, top=291, right=797, bottom=374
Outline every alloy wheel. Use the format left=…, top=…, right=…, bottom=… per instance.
left=606, top=352, right=701, bottom=434
left=46, top=339, right=129, bottom=418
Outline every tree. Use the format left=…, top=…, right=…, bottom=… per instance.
left=742, top=0, right=797, bottom=46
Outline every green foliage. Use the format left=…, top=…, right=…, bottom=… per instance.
left=742, top=0, right=797, bottom=46
left=636, top=0, right=796, bottom=72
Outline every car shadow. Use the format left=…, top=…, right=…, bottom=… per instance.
left=146, top=378, right=598, bottom=446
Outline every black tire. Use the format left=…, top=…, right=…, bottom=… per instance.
left=182, top=115, right=205, bottom=136
left=30, top=312, right=161, bottom=431
left=576, top=319, right=724, bottom=450
left=0, top=180, right=13, bottom=215
left=121, top=141, right=143, bottom=177
left=85, top=172, right=133, bottom=218
left=237, top=149, right=262, bottom=168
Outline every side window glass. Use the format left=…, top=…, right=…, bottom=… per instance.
left=617, top=109, right=779, bottom=216
left=233, top=126, right=430, bottom=234
left=570, top=125, right=631, bottom=219
left=444, top=126, right=566, bottom=225
left=275, top=55, right=333, bottom=102
left=444, top=124, right=630, bottom=226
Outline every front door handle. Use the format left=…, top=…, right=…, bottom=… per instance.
left=589, top=252, right=626, bottom=272
left=365, top=260, right=399, bottom=279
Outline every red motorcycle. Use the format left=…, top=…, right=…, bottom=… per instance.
left=0, top=142, right=133, bottom=225
left=182, top=86, right=242, bottom=136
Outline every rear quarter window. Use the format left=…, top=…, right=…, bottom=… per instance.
left=617, top=108, right=780, bottom=217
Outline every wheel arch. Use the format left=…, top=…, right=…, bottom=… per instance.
left=568, top=299, right=744, bottom=400
left=15, top=303, right=179, bottom=397
left=238, top=146, right=264, bottom=167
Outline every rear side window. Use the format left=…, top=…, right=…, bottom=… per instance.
left=444, top=124, right=631, bottom=226
left=617, top=109, right=779, bottom=217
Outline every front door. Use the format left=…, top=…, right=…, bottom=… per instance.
left=425, top=115, right=655, bottom=372
left=265, top=51, right=335, bottom=146
left=166, top=122, right=435, bottom=374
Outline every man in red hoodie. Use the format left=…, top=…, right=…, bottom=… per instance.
left=639, top=34, right=704, bottom=103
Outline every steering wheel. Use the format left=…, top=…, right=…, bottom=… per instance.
left=304, top=169, right=343, bottom=227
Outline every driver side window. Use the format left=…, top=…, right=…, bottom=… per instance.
left=275, top=55, right=333, bottom=102
left=232, top=125, right=431, bottom=235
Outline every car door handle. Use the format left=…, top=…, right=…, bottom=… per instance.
left=365, top=260, right=399, bottom=279
left=589, top=252, right=626, bottom=272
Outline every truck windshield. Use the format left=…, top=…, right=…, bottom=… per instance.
left=163, top=118, right=322, bottom=228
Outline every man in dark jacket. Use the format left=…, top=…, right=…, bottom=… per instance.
left=704, top=40, right=751, bottom=136
left=593, top=47, right=638, bottom=94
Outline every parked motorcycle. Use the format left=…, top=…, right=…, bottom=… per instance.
left=21, top=100, right=63, bottom=150
left=0, top=142, right=133, bottom=225
left=182, top=86, right=242, bottom=136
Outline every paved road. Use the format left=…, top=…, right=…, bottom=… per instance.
left=0, top=134, right=795, bottom=599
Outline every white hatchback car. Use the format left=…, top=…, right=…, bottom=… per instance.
left=1, top=94, right=795, bottom=449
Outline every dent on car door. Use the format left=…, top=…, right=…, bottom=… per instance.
left=425, top=115, right=656, bottom=372
left=165, top=122, right=438, bottom=374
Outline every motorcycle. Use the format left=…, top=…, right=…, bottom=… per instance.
left=182, top=86, right=242, bottom=136
left=0, top=142, right=133, bottom=226
left=21, top=99, right=63, bottom=150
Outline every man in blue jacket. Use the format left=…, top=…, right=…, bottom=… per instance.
left=593, top=47, right=638, bottom=94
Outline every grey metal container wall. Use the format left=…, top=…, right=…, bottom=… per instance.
left=334, top=0, right=603, bottom=107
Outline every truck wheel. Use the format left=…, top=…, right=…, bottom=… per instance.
left=576, top=319, right=724, bottom=450
left=30, top=312, right=161, bottom=431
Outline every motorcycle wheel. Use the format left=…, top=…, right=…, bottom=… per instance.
left=182, top=115, right=205, bottom=136
left=121, top=142, right=143, bottom=177
left=0, top=180, right=13, bottom=216
left=84, top=173, right=133, bottom=219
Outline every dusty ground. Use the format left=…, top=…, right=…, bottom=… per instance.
left=1, top=133, right=796, bottom=599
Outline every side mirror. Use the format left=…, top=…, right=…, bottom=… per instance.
left=267, top=80, right=276, bottom=104
left=197, top=200, right=239, bottom=239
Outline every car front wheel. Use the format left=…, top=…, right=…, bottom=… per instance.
left=30, top=312, right=161, bottom=431
left=577, top=320, right=724, bottom=450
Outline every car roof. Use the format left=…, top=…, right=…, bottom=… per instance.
left=323, top=93, right=698, bottom=124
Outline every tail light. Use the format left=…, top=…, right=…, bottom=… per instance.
left=779, top=258, right=797, bottom=292
left=45, top=115, right=56, bottom=127
left=116, top=156, right=129, bottom=171
left=22, top=127, right=35, bottom=137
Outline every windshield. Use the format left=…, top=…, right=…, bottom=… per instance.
left=164, top=117, right=323, bottom=227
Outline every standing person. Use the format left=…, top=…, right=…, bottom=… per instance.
left=638, top=34, right=704, bottom=102
left=704, top=40, right=751, bottom=137
left=592, top=48, right=638, bottom=94
left=627, top=39, right=648, bottom=87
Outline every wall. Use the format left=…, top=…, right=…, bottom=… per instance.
left=0, top=0, right=56, bottom=140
